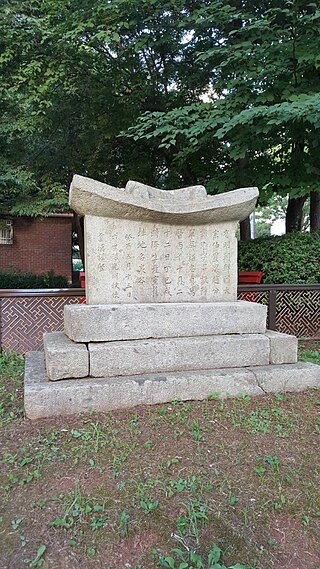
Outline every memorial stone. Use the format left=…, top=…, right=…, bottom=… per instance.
left=24, top=175, right=320, bottom=419
left=70, top=176, right=258, bottom=305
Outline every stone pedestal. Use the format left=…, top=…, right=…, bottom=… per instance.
left=64, top=301, right=267, bottom=342
left=25, top=353, right=320, bottom=420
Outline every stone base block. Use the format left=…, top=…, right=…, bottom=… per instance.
left=265, top=330, right=298, bottom=364
left=253, top=362, right=318, bottom=393
left=43, top=332, right=89, bottom=381
left=24, top=352, right=320, bottom=419
left=64, top=301, right=267, bottom=343
left=89, top=334, right=270, bottom=377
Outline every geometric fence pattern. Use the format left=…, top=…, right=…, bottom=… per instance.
left=0, top=296, right=82, bottom=354
left=0, top=287, right=319, bottom=354
left=275, top=289, right=320, bottom=338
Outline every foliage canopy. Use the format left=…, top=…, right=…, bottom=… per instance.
left=0, top=0, right=320, bottom=224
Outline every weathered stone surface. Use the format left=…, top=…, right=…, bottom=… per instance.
left=24, top=352, right=261, bottom=419
left=89, top=334, right=270, bottom=378
left=24, top=352, right=320, bottom=419
left=64, top=301, right=267, bottom=342
left=69, top=175, right=258, bottom=304
left=266, top=330, right=298, bottom=364
left=43, top=332, right=88, bottom=381
left=125, top=180, right=207, bottom=201
left=84, top=215, right=238, bottom=304
left=250, top=362, right=320, bottom=393
left=70, top=174, right=259, bottom=224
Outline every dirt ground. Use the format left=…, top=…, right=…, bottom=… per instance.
left=0, top=351, right=320, bottom=569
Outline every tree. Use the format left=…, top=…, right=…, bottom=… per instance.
left=1, top=0, right=212, bottom=255
left=0, top=0, right=212, bottom=211
left=126, top=1, right=320, bottom=233
left=1, top=0, right=320, bottom=243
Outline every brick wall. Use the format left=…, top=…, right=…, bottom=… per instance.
left=0, top=216, right=72, bottom=281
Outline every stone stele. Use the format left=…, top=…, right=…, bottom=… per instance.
left=69, top=175, right=259, bottom=304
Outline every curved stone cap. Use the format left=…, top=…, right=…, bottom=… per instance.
left=70, top=175, right=258, bottom=224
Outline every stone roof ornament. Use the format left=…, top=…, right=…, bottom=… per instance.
left=70, top=175, right=258, bottom=224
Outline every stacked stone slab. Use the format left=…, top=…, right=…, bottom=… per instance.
left=24, top=176, right=320, bottom=419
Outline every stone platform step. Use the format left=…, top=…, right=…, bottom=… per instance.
left=43, top=330, right=298, bottom=381
left=64, top=301, right=267, bottom=343
left=24, top=352, right=320, bottom=419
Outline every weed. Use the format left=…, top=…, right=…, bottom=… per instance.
left=163, top=475, right=199, bottom=498
left=50, top=482, right=107, bottom=533
left=86, top=545, right=97, bottom=557
left=26, top=544, right=46, bottom=567
left=302, top=515, right=310, bottom=527
left=90, top=515, right=107, bottom=531
left=153, top=543, right=246, bottom=568
left=273, top=493, right=286, bottom=511
left=1, top=350, right=320, bottom=568
left=118, top=511, right=130, bottom=537
left=176, top=515, right=188, bottom=536
left=11, top=517, right=23, bottom=530
left=255, top=466, right=266, bottom=479
left=181, top=499, right=207, bottom=545
left=168, top=457, right=180, bottom=469
left=265, top=455, right=280, bottom=471
left=246, top=410, right=270, bottom=434
left=139, top=497, right=159, bottom=514
left=20, top=535, right=28, bottom=547
left=189, top=420, right=204, bottom=442
left=0, top=351, right=24, bottom=425
left=228, top=496, right=239, bottom=506
left=5, top=468, right=41, bottom=490
left=299, top=349, right=320, bottom=365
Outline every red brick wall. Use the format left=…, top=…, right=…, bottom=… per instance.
left=0, top=216, right=72, bottom=282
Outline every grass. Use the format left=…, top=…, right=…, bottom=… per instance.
left=0, top=348, right=320, bottom=568
left=299, top=349, right=320, bottom=365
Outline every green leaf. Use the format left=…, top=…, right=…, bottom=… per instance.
left=208, top=544, right=221, bottom=564
left=29, top=544, right=46, bottom=567
left=163, top=557, right=175, bottom=569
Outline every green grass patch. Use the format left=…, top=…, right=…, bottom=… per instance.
left=299, top=349, right=320, bottom=365
left=0, top=351, right=24, bottom=425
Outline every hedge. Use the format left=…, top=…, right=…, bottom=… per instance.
left=0, top=271, right=69, bottom=289
left=238, top=231, right=320, bottom=284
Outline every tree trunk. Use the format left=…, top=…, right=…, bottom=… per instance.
left=240, top=217, right=251, bottom=240
left=73, top=212, right=85, bottom=269
left=285, top=196, right=307, bottom=233
left=310, top=190, right=320, bottom=231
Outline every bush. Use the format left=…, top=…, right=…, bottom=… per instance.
left=0, top=271, right=69, bottom=289
left=238, top=231, right=320, bottom=284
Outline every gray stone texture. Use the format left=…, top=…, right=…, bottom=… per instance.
left=24, top=352, right=320, bottom=420
left=43, top=332, right=89, bottom=381
left=89, top=334, right=270, bottom=378
left=70, top=174, right=259, bottom=224
left=64, top=301, right=267, bottom=343
left=251, top=362, right=320, bottom=393
left=125, top=180, right=208, bottom=201
left=69, top=175, right=258, bottom=305
left=84, top=215, right=239, bottom=304
left=265, top=330, right=298, bottom=364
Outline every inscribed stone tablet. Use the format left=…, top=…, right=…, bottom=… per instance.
left=85, top=216, right=238, bottom=304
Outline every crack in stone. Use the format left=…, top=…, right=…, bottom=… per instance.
left=250, top=368, right=268, bottom=395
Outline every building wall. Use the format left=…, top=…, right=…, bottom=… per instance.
left=0, top=216, right=72, bottom=282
